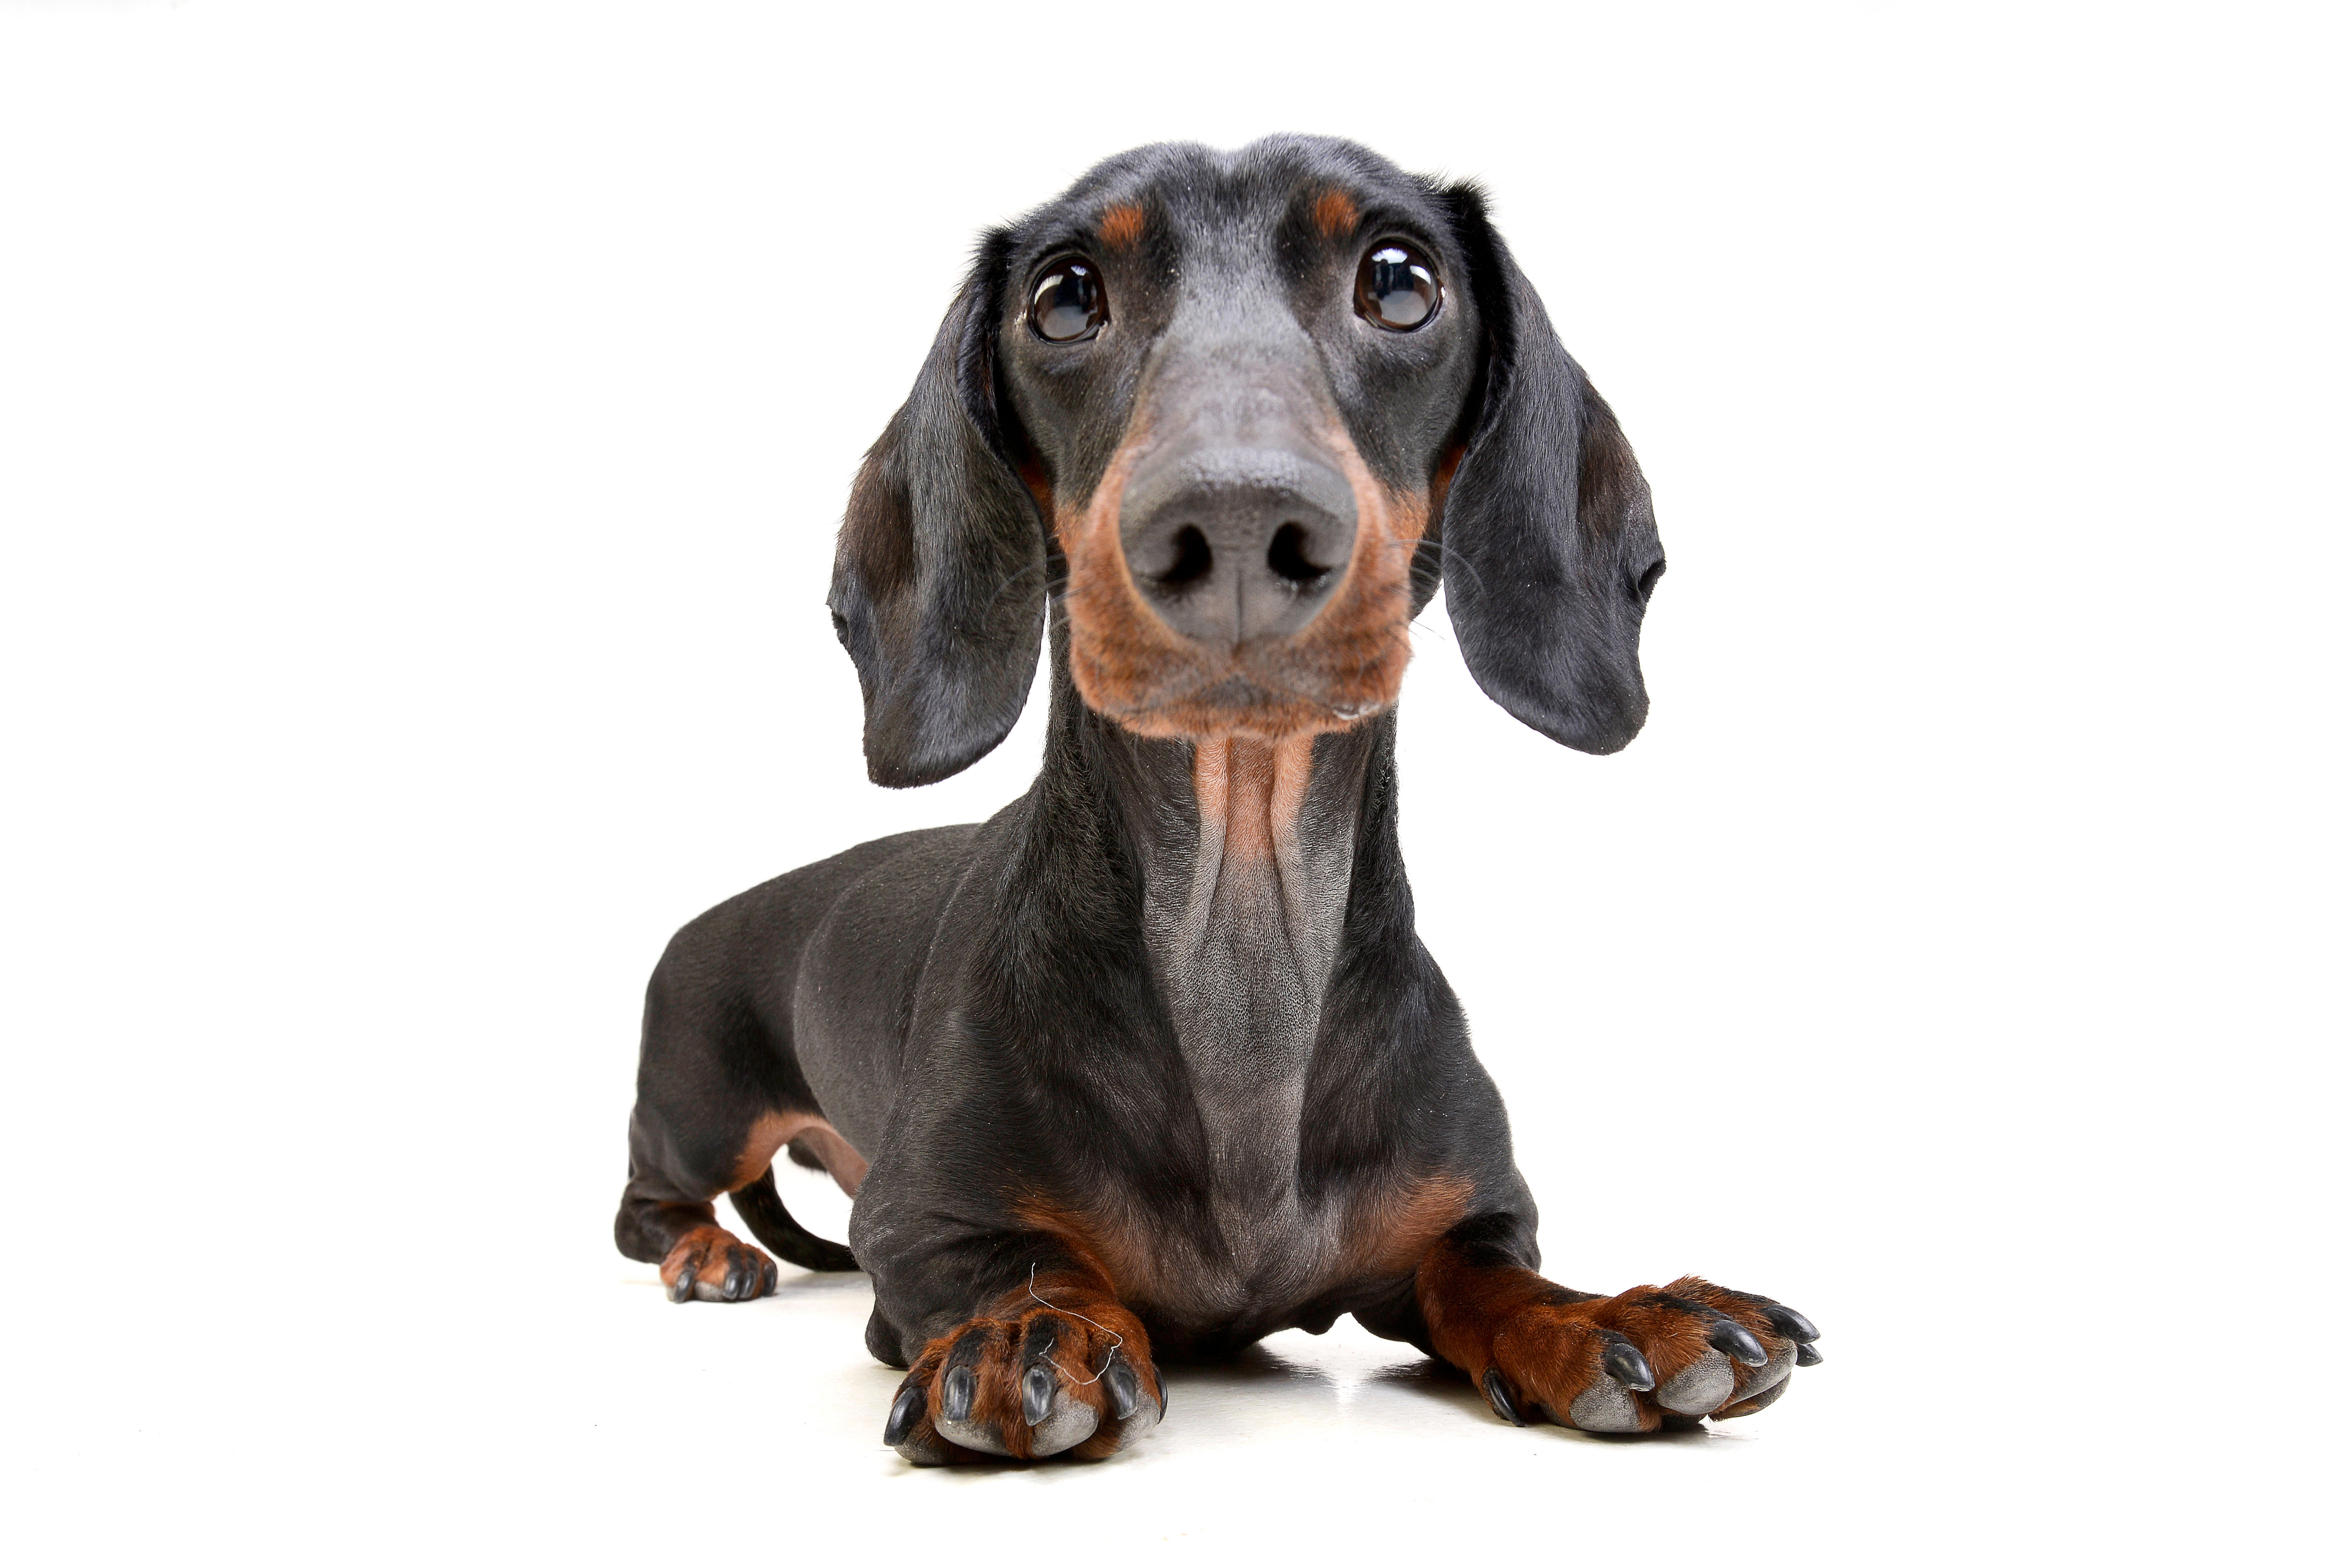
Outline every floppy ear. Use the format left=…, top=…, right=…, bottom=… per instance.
left=1435, top=189, right=1667, bottom=755
left=827, top=236, right=1047, bottom=787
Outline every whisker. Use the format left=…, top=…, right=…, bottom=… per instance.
left=1374, top=534, right=1489, bottom=602
left=958, top=558, right=1050, bottom=635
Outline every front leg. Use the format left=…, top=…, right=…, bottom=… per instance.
left=875, top=1239, right=1166, bottom=1465
left=1417, top=1216, right=1822, bottom=1433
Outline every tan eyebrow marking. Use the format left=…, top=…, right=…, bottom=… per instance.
left=1313, top=189, right=1358, bottom=237
left=1100, top=203, right=1145, bottom=249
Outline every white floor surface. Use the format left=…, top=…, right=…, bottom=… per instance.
left=35, top=1164, right=2320, bottom=1565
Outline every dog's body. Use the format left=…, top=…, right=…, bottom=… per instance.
left=616, top=137, right=1819, bottom=1462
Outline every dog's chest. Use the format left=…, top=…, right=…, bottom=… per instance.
left=1134, top=784, right=1360, bottom=1316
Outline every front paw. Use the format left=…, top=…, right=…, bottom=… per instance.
left=881, top=1295, right=1163, bottom=1465
left=1480, top=1276, right=1820, bottom=1433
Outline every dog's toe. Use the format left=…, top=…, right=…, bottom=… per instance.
left=1656, top=1348, right=1736, bottom=1414
left=658, top=1227, right=776, bottom=1305
left=883, top=1300, right=1161, bottom=1464
left=1475, top=1275, right=1820, bottom=1434
left=1566, top=1376, right=1646, bottom=1433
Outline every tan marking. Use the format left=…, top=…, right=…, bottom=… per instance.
left=1416, top=1259, right=1789, bottom=1433
left=1428, top=440, right=1467, bottom=528
left=1312, top=189, right=1358, bottom=238
left=788, top=1125, right=870, bottom=1197
left=659, top=1223, right=748, bottom=1288
left=1015, top=1173, right=1471, bottom=1324
left=1016, top=454, right=1055, bottom=522
left=1415, top=1238, right=1574, bottom=1393
left=1099, top=203, right=1145, bottom=249
left=1055, top=406, right=1429, bottom=744
left=902, top=1272, right=1158, bottom=1462
left=1188, top=732, right=1317, bottom=864
left=730, top=1109, right=870, bottom=1197
left=1337, top=1173, right=1474, bottom=1279
left=1011, top=1197, right=1137, bottom=1291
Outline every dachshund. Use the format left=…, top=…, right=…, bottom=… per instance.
left=615, top=135, right=1820, bottom=1463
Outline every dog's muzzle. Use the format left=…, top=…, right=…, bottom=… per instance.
left=1116, top=438, right=1358, bottom=651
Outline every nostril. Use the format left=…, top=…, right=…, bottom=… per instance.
left=1265, top=522, right=1333, bottom=587
left=1634, top=558, right=1666, bottom=603
left=1157, top=525, right=1214, bottom=589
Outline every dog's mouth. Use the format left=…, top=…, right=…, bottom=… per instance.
left=1063, top=594, right=1420, bottom=742
left=1090, top=661, right=1403, bottom=742
left=1187, top=672, right=1389, bottom=725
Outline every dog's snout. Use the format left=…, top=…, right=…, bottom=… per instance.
left=1119, top=449, right=1357, bottom=647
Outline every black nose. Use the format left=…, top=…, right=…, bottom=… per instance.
left=1118, top=447, right=1357, bottom=647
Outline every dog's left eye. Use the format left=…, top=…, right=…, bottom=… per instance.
left=1030, top=257, right=1108, bottom=343
left=1356, top=243, right=1440, bottom=331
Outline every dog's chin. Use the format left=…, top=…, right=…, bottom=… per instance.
left=1064, top=594, right=1417, bottom=745
left=1088, top=671, right=1396, bottom=744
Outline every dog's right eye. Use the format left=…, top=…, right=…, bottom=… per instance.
left=1030, top=257, right=1108, bottom=343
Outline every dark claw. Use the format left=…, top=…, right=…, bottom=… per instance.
left=1481, top=1368, right=1526, bottom=1426
left=1601, top=1337, right=1656, bottom=1391
left=667, top=1255, right=699, bottom=1303
left=761, top=1258, right=779, bottom=1297
left=882, top=1384, right=926, bottom=1446
left=1764, top=1304, right=1820, bottom=1343
left=1708, top=1319, right=1770, bottom=1367
left=1796, top=1341, right=1824, bottom=1367
left=725, top=1254, right=754, bottom=1300
left=1021, top=1364, right=1056, bottom=1426
left=942, top=1366, right=975, bottom=1424
left=1103, top=1360, right=1140, bottom=1421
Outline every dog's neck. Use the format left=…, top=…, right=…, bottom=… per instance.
left=1150, top=732, right=1357, bottom=1011
left=1039, top=636, right=1393, bottom=1231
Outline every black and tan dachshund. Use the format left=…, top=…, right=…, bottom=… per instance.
left=615, top=135, right=1820, bottom=1463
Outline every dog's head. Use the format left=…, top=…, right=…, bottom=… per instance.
left=828, top=136, right=1666, bottom=787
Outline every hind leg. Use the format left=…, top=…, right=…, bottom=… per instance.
left=615, top=1104, right=795, bottom=1303
left=618, top=1103, right=864, bottom=1300
left=614, top=927, right=861, bottom=1302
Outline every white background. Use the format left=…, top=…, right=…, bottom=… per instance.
left=3, top=2, right=2341, bottom=1562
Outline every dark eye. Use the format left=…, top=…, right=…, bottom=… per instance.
left=1356, top=243, right=1440, bottom=331
left=1030, top=257, right=1108, bottom=343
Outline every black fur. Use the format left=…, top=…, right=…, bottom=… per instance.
left=1435, top=188, right=1666, bottom=754
left=828, top=236, right=1046, bottom=787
